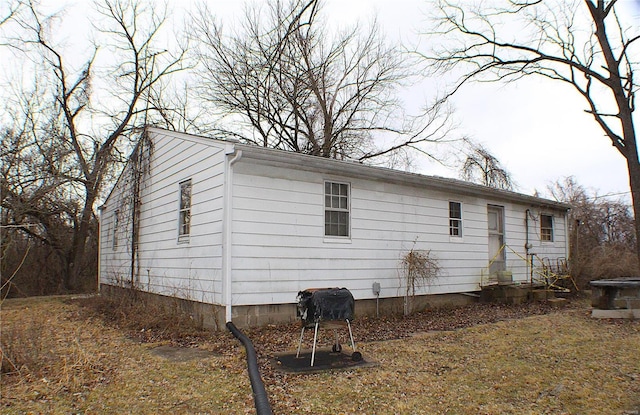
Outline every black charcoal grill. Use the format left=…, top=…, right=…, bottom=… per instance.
left=295, top=288, right=361, bottom=366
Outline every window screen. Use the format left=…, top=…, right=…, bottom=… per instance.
left=449, top=201, right=462, bottom=236
left=179, top=180, right=192, bottom=238
left=325, top=181, right=350, bottom=237
left=541, top=214, right=553, bottom=242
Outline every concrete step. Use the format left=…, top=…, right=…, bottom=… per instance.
left=547, top=297, right=567, bottom=307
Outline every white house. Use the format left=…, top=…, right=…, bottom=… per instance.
left=98, top=127, right=570, bottom=329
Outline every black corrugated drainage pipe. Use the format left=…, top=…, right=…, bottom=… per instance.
left=226, top=321, right=273, bottom=415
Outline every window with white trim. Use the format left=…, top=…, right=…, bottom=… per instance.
left=324, top=181, right=350, bottom=237
left=541, top=214, right=554, bottom=242
left=112, top=210, right=119, bottom=250
left=449, top=201, right=462, bottom=237
left=178, top=179, right=192, bottom=239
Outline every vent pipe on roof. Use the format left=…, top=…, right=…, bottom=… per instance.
left=223, top=147, right=243, bottom=323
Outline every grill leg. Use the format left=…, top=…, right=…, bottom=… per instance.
left=346, top=319, right=356, bottom=352
left=311, top=322, right=319, bottom=367
left=296, top=326, right=306, bottom=358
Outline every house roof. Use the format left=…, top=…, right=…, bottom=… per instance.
left=235, top=142, right=569, bottom=212
left=148, top=127, right=571, bottom=211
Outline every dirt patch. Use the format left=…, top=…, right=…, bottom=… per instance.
left=272, top=348, right=377, bottom=374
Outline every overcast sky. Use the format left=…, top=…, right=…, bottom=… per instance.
left=182, top=0, right=636, bottom=199
left=3, top=0, right=637, bottom=200
left=323, top=0, right=636, bottom=200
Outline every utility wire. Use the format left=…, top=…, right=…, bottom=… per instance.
left=591, top=191, right=631, bottom=200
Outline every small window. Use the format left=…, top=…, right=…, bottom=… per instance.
left=541, top=214, right=554, bottom=242
left=449, top=201, right=462, bottom=237
left=324, top=181, right=350, bottom=237
left=178, top=180, right=192, bottom=238
left=112, top=210, right=119, bottom=250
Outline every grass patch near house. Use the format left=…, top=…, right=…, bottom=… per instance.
left=279, top=312, right=640, bottom=414
left=1, top=295, right=639, bottom=414
left=1, top=295, right=253, bottom=413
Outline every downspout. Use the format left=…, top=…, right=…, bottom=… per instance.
left=221, top=148, right=273, bottom=415
left=223, top=146, right=242, bottom=323
left=564, top=210, right=571, bottom=260
left=97, top=205, right=104, bottom=293
left=525, top=209, right=531, bottom=284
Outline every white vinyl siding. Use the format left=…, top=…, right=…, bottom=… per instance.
left=99, top=131, right=227, bottom=305
left=500, top=207, right=567, bottom=281
left=99, top=128, right=570, bottom=310
left=231, top=163, right=493, bottom=305
left=229, top=159, right=569, bottom=306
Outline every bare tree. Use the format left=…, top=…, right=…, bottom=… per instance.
left=191, top=0, right=450, bottom=165
left=0, top=85, right=78, bottom=295
left=547, top=177, right=637, bottom=287
left=0, top=0, right=20, bottom=31
left=425, top=0, right=640, bottom=262
left=1, top=0, right=187, bottom=292
left=460, top=140, right=514, bottom=190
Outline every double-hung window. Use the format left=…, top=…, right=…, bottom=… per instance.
left=178, top=179, right=192, bottom=240
left=112, top=210, right=119, bottom=250
left=324, top=181, right=350, bottom=237
left=449, top=201, right=462, bottom=237
left=541, top=214, right=554, bottom=242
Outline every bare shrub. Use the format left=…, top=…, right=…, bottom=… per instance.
left=575, top=245, right=639, bottom=289
left=1, top=316, right=48, bottom=376
left=77, top=291, right=209, bottom=344
left=400, top=247, right=441, bottom=315
left=546, top=177, right=639, bottom=290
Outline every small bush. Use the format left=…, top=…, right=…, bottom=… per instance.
left=573, top=244, right=639, bottom=289
left=1, top=316, right=48, bottom=376
left=400, top=247, right=441, bottom=315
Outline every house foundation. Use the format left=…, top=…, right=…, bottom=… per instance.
left=100, top=284, right=478, bottom=330
left=480, top=283, right=556, bottom=305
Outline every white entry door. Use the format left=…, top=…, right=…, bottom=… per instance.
left=488, top=205, right=505, bottom=275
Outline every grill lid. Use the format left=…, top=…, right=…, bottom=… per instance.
left=297, top=288, right=354, bottom=323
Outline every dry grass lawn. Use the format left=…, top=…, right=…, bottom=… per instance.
left=1, top=295, right=639, bottom=414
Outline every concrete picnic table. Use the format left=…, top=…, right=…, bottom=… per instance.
left=590, top=277, right=640, bottom=310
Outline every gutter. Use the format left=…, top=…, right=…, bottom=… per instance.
left=223, top=145, right=243, bottom=323
left=233, top=143, right=571, bottom=211
left=143, top=127, right=569, bottom=211
left=97, top=205, right=104, bottom=293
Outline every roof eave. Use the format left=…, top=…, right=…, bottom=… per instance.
left=234, top=143, right=571, bottom=211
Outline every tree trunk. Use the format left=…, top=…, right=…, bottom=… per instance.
left=626, top=157, right=640, bottom=267
left=66, top=190, right=96, bottom=292
left=586, top=0, right=640, bottom=268
left=619, top=103, right=640, bottom=267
